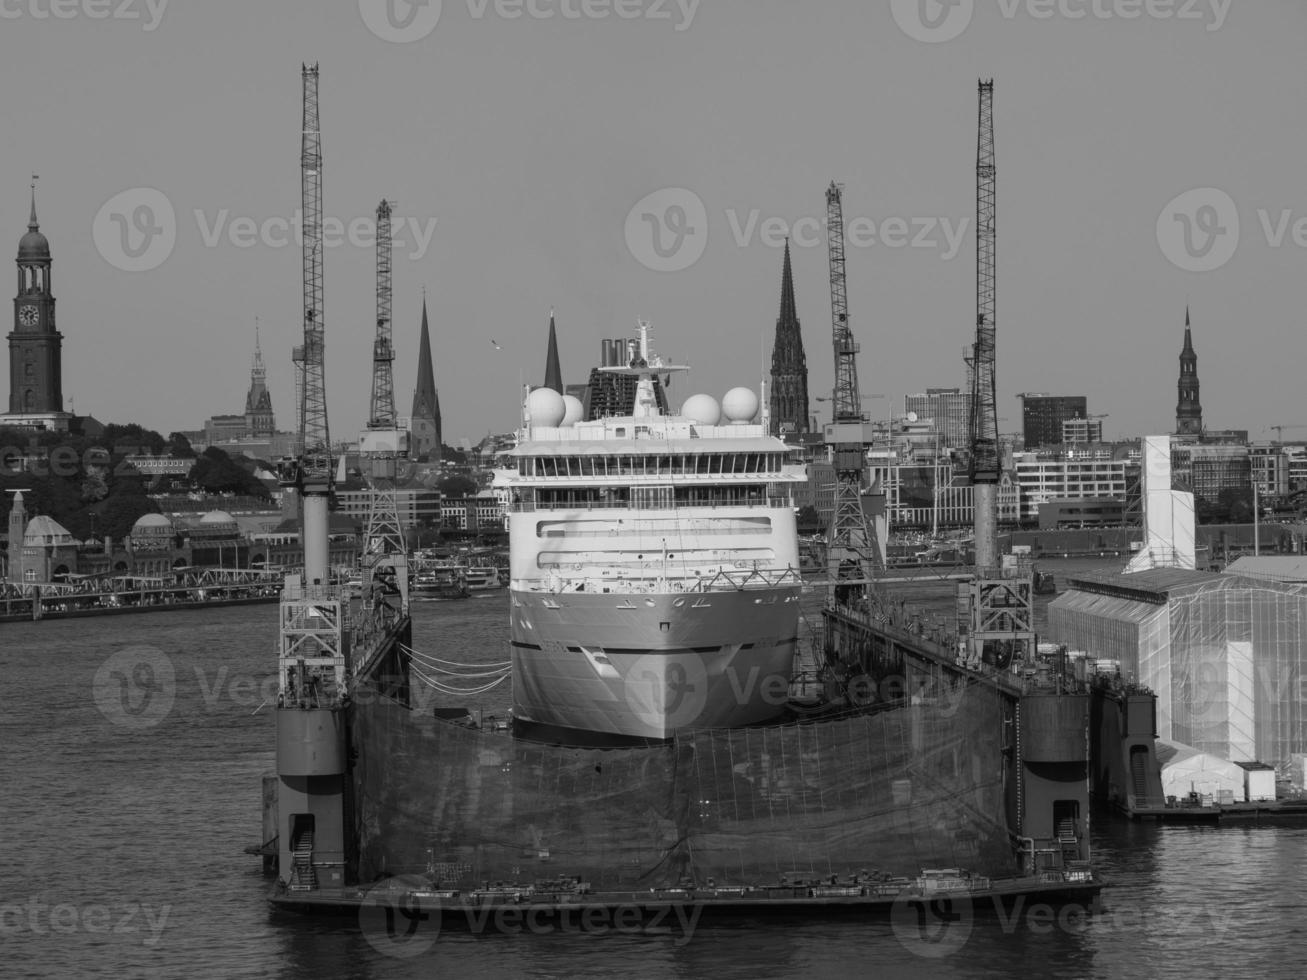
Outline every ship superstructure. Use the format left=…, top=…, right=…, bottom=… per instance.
left=493, top=320, right=807, bottom=739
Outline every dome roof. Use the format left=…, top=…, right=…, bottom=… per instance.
left=18, top=228, right=50, bottom=261
left=132, top=513, right=174, bottom=534
left=199, top=510, right=236, bottom=525
left=23, top=515, right=75, bottom=547
left=19, top=189, right=49, bottom=261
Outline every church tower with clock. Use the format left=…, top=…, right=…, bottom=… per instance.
left=6, top=181, right=69, bottom=430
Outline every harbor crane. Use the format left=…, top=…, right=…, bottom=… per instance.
left=1269, top=425, right=1307, bottom=441
left=970, top=79, right=999, bottom=571
left=358, top=199, right=409, bottom=605
left=276, top=63, right=345, bottom=724
left=963, top=78, right=1035, bottom=668
left=822, top=181, right=884, bottom=601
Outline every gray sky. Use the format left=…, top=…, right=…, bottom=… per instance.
left=2, top=0, right=1301, bottom=446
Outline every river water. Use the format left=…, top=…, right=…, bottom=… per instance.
left=2, top=560, right=1303, bottom=979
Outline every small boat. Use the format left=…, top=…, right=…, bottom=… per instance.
left=464, top=565, right=503, bottom=594
left=411, top=562, right=469, bottom=601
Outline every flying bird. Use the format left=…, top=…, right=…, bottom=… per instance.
left=490, top=340, right=502, bottom=350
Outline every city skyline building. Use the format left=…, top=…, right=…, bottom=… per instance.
left=1020, top=394, right=1088, bottom=449
left=904, top=388, right=972, bottom=450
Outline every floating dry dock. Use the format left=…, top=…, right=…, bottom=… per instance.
left=269, top=868, right=1102, bottom=929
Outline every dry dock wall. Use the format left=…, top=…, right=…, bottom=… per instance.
left=350, top=690, right=1019, bottom=889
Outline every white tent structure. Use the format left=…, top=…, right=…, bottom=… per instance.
left=1155, top=738, right=1246, bottom=804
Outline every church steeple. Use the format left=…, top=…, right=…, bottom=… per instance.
left=1175, top=306, right=1203, bottom=439
left=543, top=309, right=563, bottom=392
left=409, top=298, right=442, bottom=461
left=768, top=239, right=809, bottom=437
left=9, top=177, right=64, bottom=419
left=243, top=317, right=274, bottom=436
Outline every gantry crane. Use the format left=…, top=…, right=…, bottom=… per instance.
left=822, top=181, right=883, bottom=603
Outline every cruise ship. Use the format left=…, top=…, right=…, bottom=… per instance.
left=492, top=320, right=807, bottom=740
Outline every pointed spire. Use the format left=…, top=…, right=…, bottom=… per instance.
left=779, top=238, right=797, bottom=326
left=544, top=310, right=563, bottom=392
left=412, top=298, right=437, bottom=418
left=411, top=298, right=441, bottom=460
left=769, top=237, right=809, bottom=436
left=1181, top=306, right=1195, bottom=355
left=28, top=175, right=38, bottom=231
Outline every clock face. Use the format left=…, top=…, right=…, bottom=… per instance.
left=18, top=304, right=38, bottom=327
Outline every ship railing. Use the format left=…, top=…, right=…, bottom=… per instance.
left=698, top=566, right=804, bottom=591
left=525, top=565, right=804, bottom=594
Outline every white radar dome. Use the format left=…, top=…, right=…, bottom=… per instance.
left=681, top=393, right=721, bottom=426
left=525, top=386, right=566, bottom=427
left=721, top=387, right=759, bottom=423
left=561, top=394, right=584, bottom=425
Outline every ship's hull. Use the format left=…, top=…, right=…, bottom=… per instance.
left=510, top=585, right=801, bottom=739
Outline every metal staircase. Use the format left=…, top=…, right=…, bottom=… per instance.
left=289, top=830, right=316, bottom=891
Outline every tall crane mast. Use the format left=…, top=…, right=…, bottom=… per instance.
left=369, top=200, right=395, bottom=428
left=970, top=78, right=999, bottom=570
left=958, top=78, right=1034, bottom=674
left=279, top=63, right=334, bottom=585
left=827, top=182, right=861, bottom=423
left=299, top=62, right=329, bottom=473
left=359, top=197, right=409, bottom=574
left=822, top=181, right=881, bottom=602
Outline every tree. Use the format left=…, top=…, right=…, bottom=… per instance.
left=103, top=423, right=166, bottom=456
left=167, top=432, right=196, bottom=458
left=1217, top=486, right=1254, bottom=524
left=189, top=447, right=270, bottom=498
left=91, top=493, right=160, bottom=540
left=81, top=469, right=109, bottom=503
left=437, top=475, right=478, bottom=499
